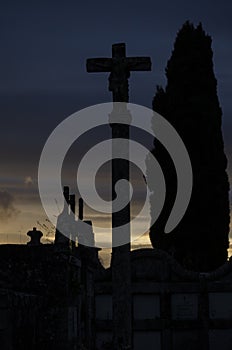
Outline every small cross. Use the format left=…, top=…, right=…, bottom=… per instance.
left=86, top=43, right=151, bottom=102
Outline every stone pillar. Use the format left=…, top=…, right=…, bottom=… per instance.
left=110, top=104, right=132, bottom=349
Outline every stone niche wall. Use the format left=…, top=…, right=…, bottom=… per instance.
left=0, top=289, right=41, bottom=350
left=95, top=249, right=232, bottom=350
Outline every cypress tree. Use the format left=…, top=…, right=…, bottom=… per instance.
left=148, top=21, right=230, bottom=271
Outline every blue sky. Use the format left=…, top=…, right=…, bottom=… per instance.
left=0, top=0, right=231, bottom=249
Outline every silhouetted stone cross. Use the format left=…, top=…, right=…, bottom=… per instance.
left=86, top=43, right=151, bottom=102
left=86, top=43, right=151, bottom=350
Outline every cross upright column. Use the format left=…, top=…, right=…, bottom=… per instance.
left=109, top=44, right=132, bottom=350
left=87, top=43, right=151, bottom=349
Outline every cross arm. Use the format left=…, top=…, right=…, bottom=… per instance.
left=126, top=57, right=152, bottom=71
left=86, top=58, right=112, bottom=73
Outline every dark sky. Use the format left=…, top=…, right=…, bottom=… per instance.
left=0, top=0, right=231, bottom=237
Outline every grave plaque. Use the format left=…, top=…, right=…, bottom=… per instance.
left=209, top=329, right=232, bottom=350
left=133, top=294, right=160, bottom=319
left=209, top=292, right=232, bottom=319
left=173, top=330, right=199, bottom=350
left=0, top=309, right=8, bottom=329
left=95, top=294, right=112, bottom=320
left=134, top=331, right=161, bottom=350
left=172, top=294, right=198, bottom=320
left=96, top=331, right=112, bottom=350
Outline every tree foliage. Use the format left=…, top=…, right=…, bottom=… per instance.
left=147, top=21, right=230, bottom=271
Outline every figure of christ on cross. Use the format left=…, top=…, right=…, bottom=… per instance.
left=87, top=43, right=151, bottom=102
left=87, top=43, right=151, bottom=349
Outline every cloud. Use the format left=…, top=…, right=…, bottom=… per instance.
left=24, top=176, right=33, bottom=185
left=0, top=190, right=20, bottom=222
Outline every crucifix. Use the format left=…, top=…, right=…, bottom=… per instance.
left=87, top=43, right=151, bottom=102
left=86, top=43, right=151, bottom=349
